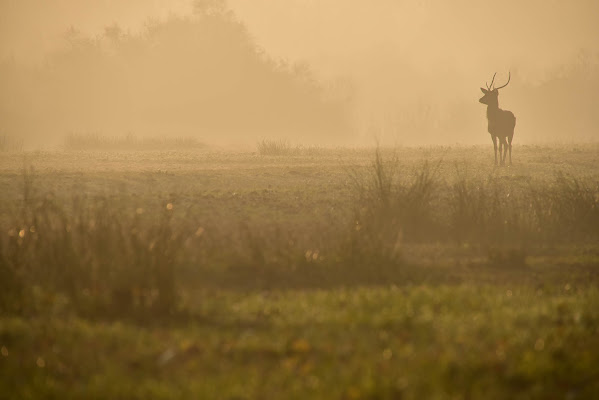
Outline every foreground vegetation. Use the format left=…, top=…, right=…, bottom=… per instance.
left=1, top=144, right=598, bottom=399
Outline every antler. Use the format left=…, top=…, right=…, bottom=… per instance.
left=494, top=71, right=511, bottom=90
left=486, top=72, right=497, bottom=90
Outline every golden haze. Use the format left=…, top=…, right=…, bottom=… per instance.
left=1, top=0, right=598, bottom=147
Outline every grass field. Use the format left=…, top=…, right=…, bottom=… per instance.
left=1, top=143, right=599, bottom=399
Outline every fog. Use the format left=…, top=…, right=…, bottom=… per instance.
left=1, top=0, right=598, bottom=147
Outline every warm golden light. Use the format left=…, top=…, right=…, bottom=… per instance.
left=1, top=0, right=598, bottom=148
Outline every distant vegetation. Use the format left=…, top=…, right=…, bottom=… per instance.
left=64, top=133, right=205, bottom=151
left=0, top=0, right=349, bottom=143
left=0, top=134, right=24, bottom=152
left=256, top=139, right=329, bottom=156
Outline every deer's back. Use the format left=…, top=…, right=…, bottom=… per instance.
left=488, top=108, right=516, bottom=137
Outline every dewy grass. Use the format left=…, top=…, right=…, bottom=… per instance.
left=1, top=284, right=598, bottom=399
left=2, top=149, right=599, bottom=317
left=1, top=146, right=599, bottom=399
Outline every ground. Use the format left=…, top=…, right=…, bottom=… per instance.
left=0, top=144, right=598, bottom=399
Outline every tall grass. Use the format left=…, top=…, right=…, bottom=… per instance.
left=2, top=151, right=598, bottom=318
left=350, top=148, right=599, bottom=256
left=0, top=167, right=319, bottom=316
left=0, top=134, right=24, bottom=152
left=256, top=139, right=294, bottom=155
left=0, top=167, right=193, bottom=316
left=347, top=149, right=442, bottom=266
left=450, top=170, right=599, bottom=245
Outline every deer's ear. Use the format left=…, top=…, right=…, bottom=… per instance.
left=480, top=88, right=488, bottom=94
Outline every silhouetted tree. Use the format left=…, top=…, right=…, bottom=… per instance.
left=0, top=0, right=350, bottom=142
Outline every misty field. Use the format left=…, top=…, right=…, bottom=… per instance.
left=1, top=144, right=599, bottom=399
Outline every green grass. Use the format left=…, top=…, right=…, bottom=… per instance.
left=2, top=283, right=599, bottom=399
left=1, top=144, right=599, bottom=399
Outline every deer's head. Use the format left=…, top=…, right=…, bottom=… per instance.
left=479, top=72, right=510, bottom=107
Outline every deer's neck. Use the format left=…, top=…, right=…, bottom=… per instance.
left=486, top=102, right=500, bottom=119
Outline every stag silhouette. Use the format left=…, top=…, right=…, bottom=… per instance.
left=480, top=72, right=516, bottom=166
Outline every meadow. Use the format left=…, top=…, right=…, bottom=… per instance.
left=1, top=143, right=599, bottom=399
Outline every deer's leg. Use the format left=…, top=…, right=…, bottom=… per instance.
left=492, top=136, right=498, bottom=165
left=508, top=134, right=513, bottom=165
left=500, top=137, right=508, bottom=166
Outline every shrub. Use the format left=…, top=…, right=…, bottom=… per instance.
left=257, top=139, right=296, bottom=156
left=64, top=133, right=205, bottom=151
left=351, top=147, right=441, bottom=238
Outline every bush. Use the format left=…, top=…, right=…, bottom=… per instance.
left=64, top=133, right=205, bottom=151
left=350, top=148, right=599, bottom=253
left=349, top=148, right=442, bottom=252
left=257, top=139, right=295, bottom=156
left=0, top=2, right=349, bottom=142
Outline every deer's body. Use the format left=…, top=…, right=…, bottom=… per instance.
left=480, top=72, right=516, bottom=166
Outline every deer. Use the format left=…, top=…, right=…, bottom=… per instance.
left=479, top=72, right=516, bottom=166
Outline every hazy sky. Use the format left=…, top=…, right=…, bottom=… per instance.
left=4, top=0, right=597, bottom=107
left=1, top=0, right=598, bottom=144
left=3, top=0, right=597, bottom=74
left=0, top=0, right=192, bottom=63
left=229, top=0, right=599, bottom=142
left=232, top=0, right=599, bottom=76
left=231, top=0, right=599, bottom=104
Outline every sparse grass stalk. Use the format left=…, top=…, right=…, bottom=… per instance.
left=0, top=134, right=24, bottom=152
left=256, top=138, right=295, bottom=155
